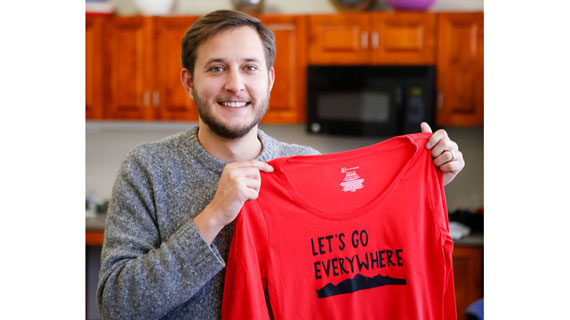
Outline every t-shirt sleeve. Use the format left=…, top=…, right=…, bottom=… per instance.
left=222, top=201, right=271, bottom=320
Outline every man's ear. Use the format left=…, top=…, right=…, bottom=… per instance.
left=268, top=67, right=275, bottom=92
left=180, top=68, right=194, bottom=101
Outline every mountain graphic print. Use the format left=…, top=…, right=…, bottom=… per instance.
left=316, top=273, right=407, bottom=298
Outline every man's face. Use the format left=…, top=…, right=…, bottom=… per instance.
left=188, top=26, right=274, bottom=139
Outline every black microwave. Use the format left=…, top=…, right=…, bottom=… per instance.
left=307, top=65, right=435, bottom=137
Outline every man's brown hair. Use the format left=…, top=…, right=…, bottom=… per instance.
left=181, top=10, right=276, bottom=76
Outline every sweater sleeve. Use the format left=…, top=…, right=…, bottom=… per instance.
left=96, top=150, right=225, bottom=320
left=222, top=202, right=270, bottom=320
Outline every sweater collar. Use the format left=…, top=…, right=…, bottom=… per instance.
left=185, top=125, right=277, bottom=174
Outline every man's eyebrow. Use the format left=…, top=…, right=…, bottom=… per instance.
left=204, top=58, right=225, bottom=66
left=243, top=58, right=261, bottom=63
left=204, top=57, right=260, bottom=64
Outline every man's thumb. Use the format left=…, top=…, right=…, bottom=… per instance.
left=420, top=122, right=433, bottom=133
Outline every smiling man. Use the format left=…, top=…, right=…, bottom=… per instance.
left=185, top=26, right=274, bottom=140
left=96, top=10, right=465, bottom=320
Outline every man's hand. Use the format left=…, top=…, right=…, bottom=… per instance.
left=193, top=160, right=274, bottom=244
left=420, top=122, right=465, bottom=186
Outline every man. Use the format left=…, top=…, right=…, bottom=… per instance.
left=97, top=10, right=465, bottom=320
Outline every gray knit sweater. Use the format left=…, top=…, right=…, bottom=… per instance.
left=97, top=126, right=319, bottom=320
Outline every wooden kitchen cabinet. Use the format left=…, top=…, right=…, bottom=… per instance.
left=154, top=17, right=200, bottom=121
left=371, top=12, right=436, bottom=65
left=309, top=13, right=371, bottom=65
left=309, top=12, right=436, bottom=65
left=258, top=15, right=308, bottom=123
left=453, top=245, right=483, bottom=320
left=86, top=15, right=105, bottom=119
left=105, top=16, right=199, bottom=121
left=105, top=16, right=155, bottom=120
left=436, top=12, right=484, bottom=126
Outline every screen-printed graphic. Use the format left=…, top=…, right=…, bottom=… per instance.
left=311, top=229, right=407, bottom=298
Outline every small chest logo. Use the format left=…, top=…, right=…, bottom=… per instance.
left=340, top=166, right=365, bottom=192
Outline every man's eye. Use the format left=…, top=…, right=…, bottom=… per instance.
left=244, top=65, right=257, bottom=71
left=210, top=66, right=224, bottom=72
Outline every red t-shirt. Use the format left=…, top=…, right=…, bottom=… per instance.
left=222, top=133, right=456, bottom=320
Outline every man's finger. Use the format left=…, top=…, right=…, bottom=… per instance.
left=431, top=138, right=455, bottom=158
left=234, top=167, right=262, bottom=180
left=440, top=160, right=463, bottom=174
left=242, top=177, right=262, bottom=191
left=433, top=151, right=455, bottom=167
left=426, top=128, right=448, bottom=150
left=233, top=160, right=274, bottom=172
left=255, top=161, right=274, bottom=173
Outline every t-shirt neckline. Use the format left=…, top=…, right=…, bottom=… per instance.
left=275, top=133, right=428, bottom=220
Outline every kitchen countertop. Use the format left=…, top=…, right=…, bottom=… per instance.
left=86, top=215, right=106, bottom=230
left=453, top=232, right=483, bottom=247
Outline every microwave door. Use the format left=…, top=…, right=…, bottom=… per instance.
left=312, top=89, right=398, bottom=136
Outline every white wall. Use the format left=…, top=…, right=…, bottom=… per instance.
left=111, top=0, right=483, bottom=15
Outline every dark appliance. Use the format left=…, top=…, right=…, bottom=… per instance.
left=307, top=65, right=435, bottom=137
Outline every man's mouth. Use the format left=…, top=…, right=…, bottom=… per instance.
left=218, top=101, right=250, bottom=108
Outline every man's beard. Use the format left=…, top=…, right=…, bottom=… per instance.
left=193, top=88, right=269, bottom=139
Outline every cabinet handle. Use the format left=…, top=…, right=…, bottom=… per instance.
left=438, top=92, right=444, bottom=109
left=371, top=31, right=379, bottom=49
left=153, top=90, right=160, bottom=108
left=143, top=91, right=150, bottom=108
left=361, top=31, right=368, bottom=49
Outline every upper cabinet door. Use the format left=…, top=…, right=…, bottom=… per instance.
left=86, top=16, right=105, bottom=120
left=309, top=13, right=371, bottom=65
left=436, top=12, right=484, bottom=126
left=259, top=15, right=308, bottom=123
left=154, top=17, right=199, bottom=121
left=106, top=17, right=154, bottom=120
left=371, top=12, right=436, bottom=65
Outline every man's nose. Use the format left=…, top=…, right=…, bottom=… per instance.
left=223, top=69, right=245, bottom=94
